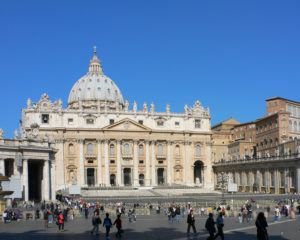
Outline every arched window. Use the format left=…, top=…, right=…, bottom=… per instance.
left=157, top=144, right=164, bottom=156
left=138, top=144, right=144, bottom=156
left=109, top=144, right=115, bottom=156
left=123, top=143, right=130, bottom=155
left=68, top=143, right=74, bottom=154
left=195, top=145, right=201, bottom=157
left=87, top=143, right=93, bottom=154
left=289, top=120, right=293, bottom=131
left=175, top=145, right=180, bottom=156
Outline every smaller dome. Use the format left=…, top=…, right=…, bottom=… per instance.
left=68, top=47, right=124, bottom=107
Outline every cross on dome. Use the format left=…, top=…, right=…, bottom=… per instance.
left=89, top=46, right=103, bottom=74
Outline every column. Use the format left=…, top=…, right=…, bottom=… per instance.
left=183, top=142, right=187, bottom=184
left=104, top=140, right=110, bottom=186
left=145, top=141, right=151, bottom=186
left=285, top=168, right=289, bottom=193
left=116, top=140, right=122, bottom=186
left=0, top=158, right=4, bottom=175
left=78, top=139, right=85, bottom=186
left=50, top=161, right=56, bottom=201
left=43, top=160, right=50, bottom=201
left=23, top=159, right=29, bottom=201
left=151, top=141, right=157, bottom=186
left=133, top=140, right=139, bottom=187
left=274, top=169, right=279, bottom=194
left=97, top=140, right=102, bottom=186
left=167, top=141, right=172, bottom=185
left=296, top=164, right=300, bottom=193
left=55, top=140, right=65, bottom=189
left=204, top=142, right=213, bottom=190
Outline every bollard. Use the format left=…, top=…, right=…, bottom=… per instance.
left=290, top=210, right=295, bottom=219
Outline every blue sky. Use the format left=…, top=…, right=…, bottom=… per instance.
left=0, top=1, right=300, bottom=137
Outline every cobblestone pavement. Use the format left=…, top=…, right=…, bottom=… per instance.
left=0, top=214, right=299, bottom=240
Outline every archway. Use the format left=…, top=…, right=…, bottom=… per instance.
left=86, top=168, right=95, bottom=186
left=123, top=168, right=131, bottom=186
left=157, top=168, right=165, bottom=185
left=194, top=161, right=203, bottom=184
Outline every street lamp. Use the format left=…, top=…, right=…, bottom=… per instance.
left=218, top=171, right=228, bottom=205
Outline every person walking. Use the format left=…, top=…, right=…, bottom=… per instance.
left=91, top=212, right=101, bottom=235
left=205, top=213, right=216, bottom=240
left=214, top=212, right=224, bottom=240
left=57, top=211, right=65, bottom=232
left=114, top=214, right=123, bottom=238
left=186, top=209, right=197, bottom=235
left=103, top=213, right=113, bottom=238
left=255, top=212, right=269, bottom=240
left=43, top=209, right=49, bottom=230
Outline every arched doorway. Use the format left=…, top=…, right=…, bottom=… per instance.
left=157, top=168, right=165, bottom=185
left=87, top=168, right=95, bottom=186
left=123, top=168, right=131, bottom=186
left=110, top=174, right=116, bottom=186
left=194, top=161, right=203, bottom=184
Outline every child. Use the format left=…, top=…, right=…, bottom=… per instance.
left=114, top=214, right=123, bottom=238
left=103, top=213, right=113, bottom=237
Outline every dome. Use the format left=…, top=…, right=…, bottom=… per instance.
left=68, top=47, right=124, bottom=107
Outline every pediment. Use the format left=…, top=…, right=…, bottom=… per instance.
left=102, top=118, right=152, bottom=132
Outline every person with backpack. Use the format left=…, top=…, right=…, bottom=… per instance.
left=205, top=213, right=216, bottom=240
left=114, top=214, right=123, bottom=238
left=91, top=212, right=101, bottom=235
left=103, top=213, right=113, bottom=237
left=214, top=212, right=224, bottom=240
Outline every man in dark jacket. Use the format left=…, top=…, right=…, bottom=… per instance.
left=187, top=209, right=197, bottom=235
left=205, top=213, right=216, bottom=240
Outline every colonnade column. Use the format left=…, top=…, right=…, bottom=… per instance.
left=78, top=139, right=85, bottom=186
left=151, top=141, right=157, bottom=186
left=296, top=164, right=300, bottom=193
left=167, top=141, right=172, bottom=185
left=183, top=141, right=187, bottom=184
left=23, top=159, right=29, bottom=201
left=145, top=141, right=150, bottom=186
left=116, top=140, right=122, bottom=186
left=43, top=160, right=50, bottom=201
left=50, top=161, right=56, bottom=201
left=97, top=140, right=102, bottom=186
left=104, top=140, right=110, bottom=186
left=133, top=140, right=139, bottom=187
left=0, top=158, right=4, bottom=175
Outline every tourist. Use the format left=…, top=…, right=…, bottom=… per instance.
left=274, top=206, right=280, bottom=221
left=84, top=206, right=89, bottom=219
left=43, top=209, right=49, bottom=230
left=214, top=212, right=224, bottom=240
left=91, top=212, right=101, bottom=235
left=114, top=214, right=123, bottom=238
left=103, top=213, right=113, bottom=237
left=255, top=212, right=268, bottom=240
left=205, top=213, right=216, bottom=240
left=186, top=209, right=197, bottom=235
left=57, top=211, right=65, bottom=232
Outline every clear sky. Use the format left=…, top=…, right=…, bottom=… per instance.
left=0, top=0, right=300, bottom=137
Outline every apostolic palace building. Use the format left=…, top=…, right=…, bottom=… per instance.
left=0, top=48, right=213, bottom=201
left=1, top=48, right=300, bottom=203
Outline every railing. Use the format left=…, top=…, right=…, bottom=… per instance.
left=213, top=153, right=300, bottom=166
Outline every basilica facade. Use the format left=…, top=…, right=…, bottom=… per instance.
left=16, top=48, right=213, bottom=200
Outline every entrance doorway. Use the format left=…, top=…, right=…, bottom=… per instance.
left=28, top=161, right=43, bottom=201
left=194, top=161, right=203, bottom=184
left=110, top=174, right=116, bottom=186
left=87, top=168, right=95, bottom=186
left=139, top=174, right=145, bottom=186
left=123, top=168, right=131, bottom=186
left=4, top=159, right=14, bottom=177
left=157, top=168, right=165, bottom=185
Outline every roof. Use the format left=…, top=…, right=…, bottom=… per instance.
left=266, top=97, right=300, bottom=105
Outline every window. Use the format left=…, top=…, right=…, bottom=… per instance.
left=138, top=120, right=143, bottom=125
left=109, top=144, right=115, bottom=156
left=109, top=119, right=114, bottom=125
left=86, top=118, right=94, bottom=124
left=139, top=160, right=144, bottom=164
left=41, top=114, right=49, bottom=124
left=123, top=143, right=130, bottom=155
left=138, top=144, right=144, bottom=156
left=157, top=120, right=164, bottom=126
left=87, top=143, right=93, bottom=154
left=110, top=160, right=115, bottom=164
left=294, top=121, right=297, bottom=132
left=195, top=145, right=201, bottom=157
left=195, top=119, right=201, bottom=128
left=157, top=144, right=164, bottom=156
left=68, top=118, right=74, bottom=125
left=175, top=121, right=180, bottom=126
